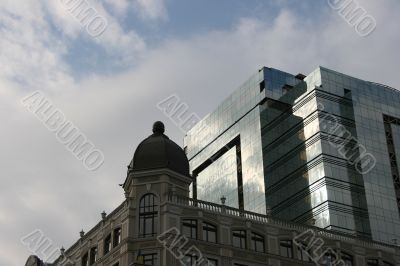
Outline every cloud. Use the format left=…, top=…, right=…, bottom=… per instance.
left=103, top=0, right=167, bottom=20
left=133, top=0, right=168, bottom=20
left=1, top=1, right=400, bottom=265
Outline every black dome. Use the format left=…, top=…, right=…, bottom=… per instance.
left=129, top=122, right=190, bottom=176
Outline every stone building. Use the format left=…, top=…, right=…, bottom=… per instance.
left=26, top=122, right=400, bottom=266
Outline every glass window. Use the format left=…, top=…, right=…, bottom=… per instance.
left=182, top=254, right=199, bottom=266
left=383, top=261, right=394, bottom=266
left=279, top=240, right=293, bottom=258
left=89, top=246, right=97, bottom=265
left=206, top=258, right=218, bottom=266
left=250, top=232, right=265, bottom=252
left=232, top=230, right=247, bottom=249
left=341, top=252, right=353, bottom=266
left=182, top=219, right=197, bottom=239
left=81, top=252, right=89, bottom=266
left=321, top=251, right=337, bottom=266
left=367, top=259, right=379, bottom=266
left=104, top=234, right=112, bottom=255
left=297, top=242, right=311, bottom=262
left=139, top=194, right=158, bottom=237
left=202, top=222, right=217, bottom=243
left=143, top=253, right=158, bottom=266
left=113, top=227, right=121, bottom=247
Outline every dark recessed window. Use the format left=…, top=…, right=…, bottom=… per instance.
left=89, top=246, right=97, bottom=265
left=182, top=254, right=198, bottom=266
left=143, top=253, right=158, bottom=266
left=321, top=251, right=337, bottom=266
left=182, top=219, right=197, bottom=239
left=341, top=252, right=353, bottom=266
left=104, top=233, right=112, bottom=255
left=139, top=194, right=158, bottom=237
left=297, top=242, right=311, bottom=262
left=251, top=232, right=265, bottom=252
left=383, top=261, right=394, bottom=266
left=367, top=259, right=380, bottom=266
left=113, top=227, right=121, bottom=247
left=232, top=230, right=247, bottom=249
left=82, top=252, right=89, bottom=266
left=279, top=240, right=293, bottom=258
left=259, top=81, right=265, bottom=92
left=207, top=258, right=218, bottom=266
left=202, top=222, right=217, bottom=243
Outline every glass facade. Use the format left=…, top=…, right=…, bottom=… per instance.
left=184, top=66, right=400, bottom=244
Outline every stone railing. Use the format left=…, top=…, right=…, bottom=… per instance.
left=167, top=194, right=399, bottom=251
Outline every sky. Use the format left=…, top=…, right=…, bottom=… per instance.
left=1, top=0, right=400, bottom=265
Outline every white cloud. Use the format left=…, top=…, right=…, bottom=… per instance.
left=134, top=0, right=167, bottom=20
left=1, top=1, right=400, bottom=265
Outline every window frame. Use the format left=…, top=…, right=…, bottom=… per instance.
left=202, top=222, right=217, bottom=243
left=250, top=232, right=265, bottom=253
left=113, top=227, right=122, bottom=247
left=89, top=246, right=97, bottom=265
left=139, top=193, right=158, bottom=237
left=104, top=233, right=112, bottom=255
left=279, top=239, right=293, bottom=258
left=182, top=219, right=198, bottom=239
left=232, top=230, right=247, bottom=249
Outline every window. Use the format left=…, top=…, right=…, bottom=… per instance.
left=82, top=252, right=89, bottom=266
left=341, top=252, right=353, bottom=266
left=143, top=253, right=158, bottom=265
left=232, top=230, right=247, bottom=249
left=279, top=240, right=293, bottom=258
left=383, top=261, right=394, bottom=266
left=113, top=227, right=121, bottom=247
left=321, top=251, right=337, bottom=266
left=259, top=81, right=265, bottom=92
left=182, top=219, right=197, bottom=239
left=182, top=255, right=199, bottom=266
left=250, top=232, right=265, bottom=252
left=202, top=222, right=217, bottom=243
left=367, top=259, right=379, bottom=266
left=139, top=194, right=158, bottom=237
left=206, top=258, right=218, bottom=266
left=297, top=242, right=311, bottom=262
left=104, top=233, right=112, bottom=254
left=89, top=246, right=97, bottom=265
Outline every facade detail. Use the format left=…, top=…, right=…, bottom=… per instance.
left=26, top=121, right=400, bottom=266
left=184, top=67, right=400, bottom=244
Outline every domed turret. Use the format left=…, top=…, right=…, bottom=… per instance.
left=128, top=121, right=190, bottom=177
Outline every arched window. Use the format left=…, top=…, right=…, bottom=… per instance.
left=139, top=193, right=158, bottom=237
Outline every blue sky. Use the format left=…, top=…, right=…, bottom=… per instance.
left=1, top=0, right=400, bottom=265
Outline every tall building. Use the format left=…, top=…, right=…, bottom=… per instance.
left=25, top=122, right=400, bottom=266
left=184, top=67, right=400, bottom=244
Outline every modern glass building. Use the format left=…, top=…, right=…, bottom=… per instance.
left=184, top=66, right=400, bottom=244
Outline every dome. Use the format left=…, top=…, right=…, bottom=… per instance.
left=129, top=121, right=190, bottom=177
